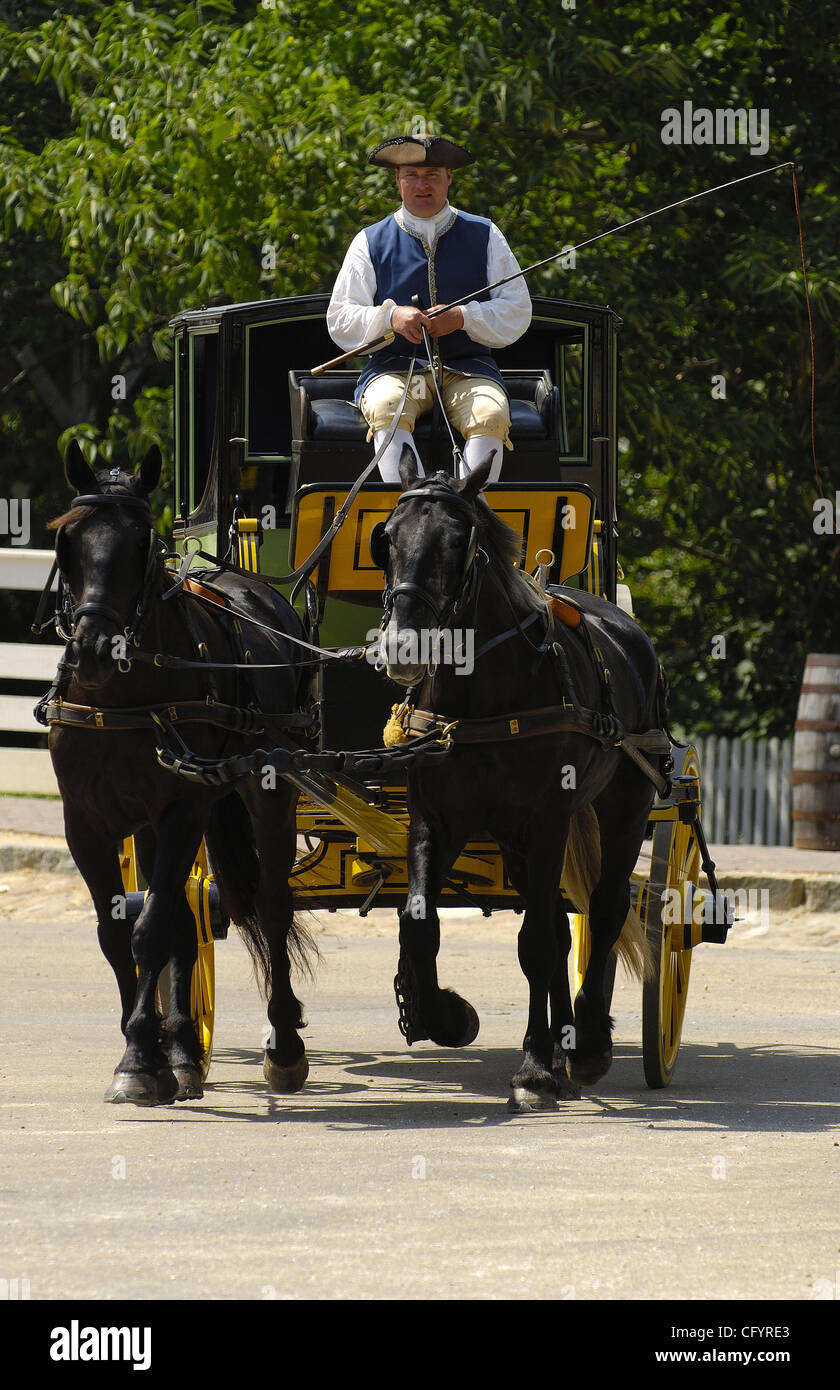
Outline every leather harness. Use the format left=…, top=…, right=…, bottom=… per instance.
left=378, top=477, right=673, bottom=796
left=34, top=489, right=315, bottom=741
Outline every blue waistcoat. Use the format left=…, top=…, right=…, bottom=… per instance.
left=355, top=209, right=506, bottom=404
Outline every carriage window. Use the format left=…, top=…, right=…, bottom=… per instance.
left=174, top=334, right=185, bottom=520
left=245, top=317, right=335, bottom=459
left=556, top=339, right=584, bottom=457
left=189, top=332, right=218, bottom=513
left=246, top=322, right=292, bottom=458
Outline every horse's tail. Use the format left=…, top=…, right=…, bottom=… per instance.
left=562, top=806, right=654, bottom=983
left=204, top=793, right=317, bottom=996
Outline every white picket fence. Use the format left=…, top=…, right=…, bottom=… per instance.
left=692, top=734, right=792, bottom=846
left=0, top=548, right=62, bottom=794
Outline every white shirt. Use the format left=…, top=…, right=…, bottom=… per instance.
left=326, top=201, right=532, bottom=353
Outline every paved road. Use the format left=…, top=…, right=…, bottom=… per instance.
left=1, top=867, right=838, bottom=1314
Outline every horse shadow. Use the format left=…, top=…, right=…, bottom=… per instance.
left=135, top=1038, right=840, bottom=1133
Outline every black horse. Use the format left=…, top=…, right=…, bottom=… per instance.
left=372, top=450, right=670, bottom=1109
left=44, top=442, right=315, bottom=1105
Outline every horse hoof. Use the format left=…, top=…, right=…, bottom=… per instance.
left=104, top=1071, right=160, bottom=1106
left=551, top=1070, right=582, bottom=1100
left=263, top=1052, right=309, bottom=1094
left=457, top=1000, right=480, bottom=1047
left=552, top=1044, right=582, bottom=1098
left=566, top=1050, right=612, bottom=1087
left=508, top=1084, right=560, bottom=1113
left=429, top=991, right=480, bottom=1048
left=156, top=1067, right=180, bottom=1103
left=172, top=1065, right=203, bottom=1101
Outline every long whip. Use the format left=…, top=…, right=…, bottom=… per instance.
left=312, top=160, right=796, bottom=375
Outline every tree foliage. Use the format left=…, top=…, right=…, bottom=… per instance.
left=1, top=0, right=838, bottom=734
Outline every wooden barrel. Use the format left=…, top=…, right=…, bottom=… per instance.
left=792, top=654, right=840, bottom=850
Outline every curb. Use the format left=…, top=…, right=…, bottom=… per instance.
left=0, top=836, right=75, bottom=874
left=708, top=870, right=840, bottom=915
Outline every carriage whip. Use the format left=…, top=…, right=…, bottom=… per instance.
left=312, top=160, right=797, bottom=375
left=314, top=159, right=819, bottom=494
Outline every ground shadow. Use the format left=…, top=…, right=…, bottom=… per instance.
left=149, top=1037, right=840, bottom=1133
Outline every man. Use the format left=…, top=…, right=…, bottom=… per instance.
left=327, top=135, right=532, bottom=483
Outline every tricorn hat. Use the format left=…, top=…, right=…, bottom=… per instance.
left=367, top=135, right=474, bottom=169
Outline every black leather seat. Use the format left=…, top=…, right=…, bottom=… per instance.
left=288, top=368, right=563, bottom=492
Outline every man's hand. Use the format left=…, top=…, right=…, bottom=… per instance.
left=425, top=304, right=464, bottom=338
left=390, top=305, right=431, bottom=344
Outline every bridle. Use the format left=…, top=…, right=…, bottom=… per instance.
left=35, top=488, right=166, bottom=664
left=32, top=487, right=321, bottom=742
left=379, top=481, right=487, bottom=634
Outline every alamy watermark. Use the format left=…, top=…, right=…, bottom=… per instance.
left=50, top=1320, right=151, bottom=1370
left=813, top=1270, right=840, bottom=1299
left=0, top=497, right=30, bottom=546
left=661, top=101, right=770, bottom=157
left=1, top=1277, right=30, bottom=1299
left=366, top=625, right=475, bottom=676
left=663, top=885, right=770, bottom=935
left=813, top=493, right=840, bottom=533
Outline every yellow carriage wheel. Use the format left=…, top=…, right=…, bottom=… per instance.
left=641, top=746, right=701, bottom=1088
left=571, top=910, right=617, bottom=1009
left=184, top=846, right=216, bottom=1081
left=120, top=836, right=216, bottom=1081
left=571, top=912, right=590, bottom=998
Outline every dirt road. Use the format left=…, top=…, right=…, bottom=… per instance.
left=2, top=864, right=838, bottom=1318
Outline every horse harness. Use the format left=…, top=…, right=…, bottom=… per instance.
left=378, top=478, right=674, bottom=798
left=33, top=478, right=672, bottom=796
left=33, top=487, right=315, bottom=742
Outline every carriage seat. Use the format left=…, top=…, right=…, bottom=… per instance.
left=290, top=369, right=557, bottom=442
left=288, top=368, right=562, bottom=492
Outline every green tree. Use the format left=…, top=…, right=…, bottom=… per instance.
left=1, top=0, right=837, bottom=736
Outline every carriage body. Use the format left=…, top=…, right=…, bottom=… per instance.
left=168, top=293, right=619, bottom=910
left=168, top=291, right=619, bottom=604
left=152, top=290, right=726, bottom=1088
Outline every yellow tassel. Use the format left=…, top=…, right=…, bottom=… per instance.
left=383, top=703, right=411, bottom=746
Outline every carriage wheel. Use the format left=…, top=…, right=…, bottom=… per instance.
left=571, top=913, right=617, bottom=1008
left=641, top=746, right=701, bottom=1088
left=571, top=912, right=589, bottom=998
left=183, top=846, right=216, bottom=1081
left=120, top=836, right=216, bottom=1081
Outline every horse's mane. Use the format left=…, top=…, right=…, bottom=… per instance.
left=405, top=471, right=543, bottom=610
left=473, top=495, right=520, bottom=572
left=445, top=478, right=543, bottom=610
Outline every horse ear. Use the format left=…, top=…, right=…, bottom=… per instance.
left=137, top=445, right=162, bottom=496
left=64, top=439, right=99, bottom=495
left=398, top=443, right=420, bottom=490
left=459, top=453, right=494, bottom=500
left=369, top=521, right=390, bottom=570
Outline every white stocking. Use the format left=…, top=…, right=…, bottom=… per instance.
left=463, top=435, right=504, bottom=483
left=373, top=427, right=424, bottom=484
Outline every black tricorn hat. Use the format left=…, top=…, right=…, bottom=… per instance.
left=367, top=135, right=474, bottom=169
